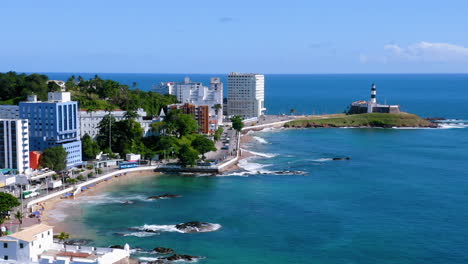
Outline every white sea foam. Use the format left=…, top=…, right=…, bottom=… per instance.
left=242, top=149, right=277, bottom=158
left=437, top=123, right=468, bottom=129
left=123, top=232, right=159, bottom=237
left=72, top=193, right=150, bottom=205
left=132, top=223, right=221, bottom=234
left=139, top=257, right=160, bottom=262
left=139, top=256, right=201, bottom=263
left=311, top=158, right=333, bottom=162
left=253, top=136, right=269, bottom=144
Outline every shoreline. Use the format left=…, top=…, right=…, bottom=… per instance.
left=41, top=170, right=159, bottom=234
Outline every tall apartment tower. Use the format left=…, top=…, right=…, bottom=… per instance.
left=19, top=92, right=82, bottom=168
left=227, top=73, right=265, bottom=118
left=0, top=119, right=30, bottom=173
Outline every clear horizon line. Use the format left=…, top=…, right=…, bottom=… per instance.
left=14, top=71, right=468, bottom=75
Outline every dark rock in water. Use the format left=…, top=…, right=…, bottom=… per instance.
left=109, top=245, right=124, bottom=249
left=154, top=247, right=175, bottom=254
left=175, top=221, right=219, bottom=233
left=143, top=229, right=159, bottom=233
left=161, top=254, right=200, bottom=262
left=147, top=194, right=182, bottom=200
left=64, top=239, right=93, bottom=246
left=332, top=157, right=351, bottom=161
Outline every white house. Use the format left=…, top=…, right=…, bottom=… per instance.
left=0, top=224, right=130, bottom=264
left=0, top=224, right=54, bottom=263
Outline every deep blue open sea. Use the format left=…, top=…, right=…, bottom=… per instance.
left=49, top=74, right=468, bottom=264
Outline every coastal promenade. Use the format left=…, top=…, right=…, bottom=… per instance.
left=26, top=165, right=159, bottom=209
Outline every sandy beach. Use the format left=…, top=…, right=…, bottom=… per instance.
left=40, top=170, right=160, bottom=233
left=38, top=132, right=259, bottom=234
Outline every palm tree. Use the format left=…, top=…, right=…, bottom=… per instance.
left=14, top=211, right=24, bottom=228
left=290, top=108, right=296, bottom=115
left=212, top=104, right=222, bottom=115
left=124, top=110, right=139, bottom=120
left=57, top=232, right=70, bottom=243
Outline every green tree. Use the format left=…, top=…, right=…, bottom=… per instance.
left=57, top=232, right=70, bottom=243
left=290, top=108, right=296, bottom=115
left=66, top=178, right=78, bottom=184
left=177, top=144, right=199, bottom=167
left=213, top=127, right=224, bottom=142
left=47, top=81, right=62, bottom=92
left=0, top=192, right=20, bottom=215
left=212, top=104, right=222, bottom=115
left=40, top=146, right=68, bottom=171
left=191, top=135, right=216, bottom=160
left=113, top=119, right=144, bottom=155
left=124, top=110, right=139, bottom=120
left=14, top=211, right=24, bottom=227
left=96, top=114, right=117, bottom=151
left=81, top=134, right=100, bottom=160
left=164, top=110, right=198, bottom=138
left=231, top=116, right=244, bottom=133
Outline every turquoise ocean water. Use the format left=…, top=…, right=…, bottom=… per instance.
left=47, top=74, right=468, bottom=264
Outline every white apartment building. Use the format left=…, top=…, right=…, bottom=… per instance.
left=158, top=77, right=224, bottom=126
left=0, top=119, right=30, bottom=173
left=0, top=105, right=20, bottom=119
left=79, top=108, right=154, bottom=138
left=227, top=73, right=266, bottom=118
left=0, top=224, right=130, bottom=264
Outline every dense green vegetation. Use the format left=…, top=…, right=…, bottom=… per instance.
left=285, top=113, right=433, bottom=128
left=40, top=146, right=68, bottom=171
left=64, top=75, right=177, bottom=115
left=0, top=72, right=50, bottom=102
left=90, top=110, right=216, bottom=166
left=0, top=72, right=177, bottom=117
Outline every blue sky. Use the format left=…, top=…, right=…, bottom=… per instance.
left=1, top=0, right=467, bottom=73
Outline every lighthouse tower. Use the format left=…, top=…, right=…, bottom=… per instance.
left=370, top=83, right=377, bottom=104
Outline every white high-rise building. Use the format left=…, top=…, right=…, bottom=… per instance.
left=227, top=73, right=265, bottom=118
left=0, top=119, right=30, bottom=173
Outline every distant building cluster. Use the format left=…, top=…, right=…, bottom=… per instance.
left=156, top=73, right=266, bottom=123
left=0, top=72, right=268, bottom=183
left=348, top=84, right=400, bottom=114
left=159, top=76, right=224, bottom=133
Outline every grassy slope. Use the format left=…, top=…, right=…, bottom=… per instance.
left=286, top=113, right=433, bottom=128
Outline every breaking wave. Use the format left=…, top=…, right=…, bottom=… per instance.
left=129, top=223, right=221, bottom=234
left=73, top=193, right=150, bottom=205
left=241, top=149, right=277, bottom=158
left=311, top=158, right=333, bottom=162
left=123, top=231, right=159, bottom=238
left=253, top=136, right=269, bottom=144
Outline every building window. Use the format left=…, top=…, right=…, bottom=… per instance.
left=3, top=243, right=7, bottom=248
left=20, top=243, right=24, bottom=249
left=3, top=256, right=8, bottom=260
